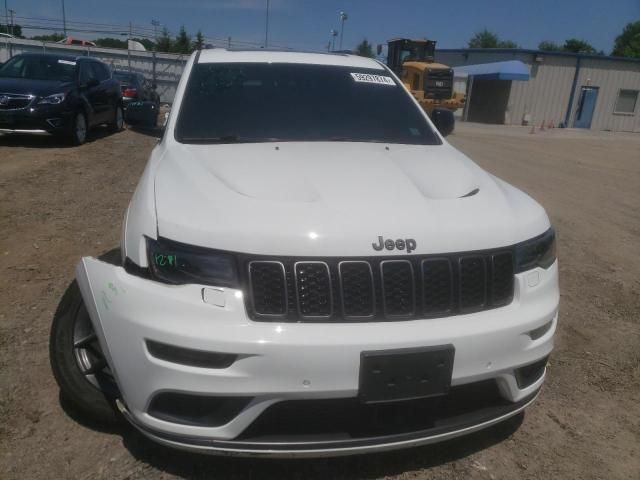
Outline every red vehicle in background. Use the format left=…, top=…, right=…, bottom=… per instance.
left=57, top=37, right=97, bottom=47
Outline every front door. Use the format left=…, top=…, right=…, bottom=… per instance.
left=573, top=86, right=599, bottom=129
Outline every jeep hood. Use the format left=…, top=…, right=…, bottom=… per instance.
left=153, top=142, right=549, bottom=256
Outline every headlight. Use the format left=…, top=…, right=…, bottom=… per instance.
left=146, top=237, right=239, bottom=287
left=514, top=228, right=556, bottom=273
left=37, top=93, right=66, bottom=105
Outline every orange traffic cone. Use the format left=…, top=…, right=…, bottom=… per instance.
left=540, top=120, right=545, bottom=132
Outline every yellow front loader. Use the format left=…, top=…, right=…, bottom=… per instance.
left=386, top=38, right=465, bottom=115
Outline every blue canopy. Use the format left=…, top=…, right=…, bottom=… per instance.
left=453, top=60, right=530, bottom=81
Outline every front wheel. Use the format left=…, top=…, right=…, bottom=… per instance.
left=69, top=112, right=87, bottom=145
left=49, top=280, right=120, bottom=424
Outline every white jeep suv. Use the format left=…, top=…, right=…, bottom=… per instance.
left=50, top=49, right=559, bottom=457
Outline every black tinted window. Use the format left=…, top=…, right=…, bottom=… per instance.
left=113, top=72, right=135, bottom=84
left=90, top=62, right=108, bottom=82
left=0, top=55, right=76, bottom=82
left=175, top=63, right=440, bottom=145
left=78, top=62, right=94, bottom=84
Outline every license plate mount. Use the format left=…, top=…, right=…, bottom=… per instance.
left=359, top=345, right=455, bottom=404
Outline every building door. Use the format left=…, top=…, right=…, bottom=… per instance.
left=573, top=87, right=599, bottom=128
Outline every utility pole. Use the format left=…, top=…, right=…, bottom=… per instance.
left=228, top=36, right=231, bottom=48
left=339, top=11, right=348, bottom=50
left=151, top=20, right=160, bottom=86
left=61, top=0, right=67, bottom=36
left=127, top=21, right=132, bottom=72
left=264, top=0, right=270, bottom=48
left=8, top=8, right=14, bottom=36
left=330, top=29, right=338, bottom=51
left=4, top=1, right=8, bottom=36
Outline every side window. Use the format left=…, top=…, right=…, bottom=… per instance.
left=100, top=63, right=112, bottom=80
left=78, top=62, right=94, bottom=84
left=90, top=62, right=108, bottom=82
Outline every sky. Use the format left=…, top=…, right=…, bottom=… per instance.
left=5, top=0, right=640, bottom=53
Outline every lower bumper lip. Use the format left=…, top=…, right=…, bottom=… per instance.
left=0, top=128, right=52, bottom=135
left=116, top=389, right=540, bottom=458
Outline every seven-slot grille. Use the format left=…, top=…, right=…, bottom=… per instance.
left=246, top=251, right=514, bottom=322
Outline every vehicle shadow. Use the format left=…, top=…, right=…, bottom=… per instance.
left=0, top=126, right=118, bottom=148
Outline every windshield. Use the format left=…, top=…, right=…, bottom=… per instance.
left=0, top=55, right=76, bottom=82
left=175, top=63, right=440, bottom=145
left=113, top=72, right=135, bottom=84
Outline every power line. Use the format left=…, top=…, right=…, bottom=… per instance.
left=13, top=12, right=324, bottom=52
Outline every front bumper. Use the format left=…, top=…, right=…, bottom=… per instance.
left=0, top=106, right=74, bottom=135
left=76, top=257, right=558, bottom=456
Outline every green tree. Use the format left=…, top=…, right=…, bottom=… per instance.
left=193, top=30, right=205, bottom=51
left=612, top=20, right=640, bottom=58
left=538, top=40, right=562, bottom=51
left=562, top=38, right=597, bottom=54
left=355, top=38, right=374, bottom=57
left=498, top=39, right=519, bottom=48
left=156, top=27, right=172, bottom=53
left=30, top=33, right=65, bottom=42
left=0, top=23, right=23, bottom=37
left=94, top=37, right=127, bottom=49
left=171, top=25, right=192, bottom=54
left=468, top=29, right=499, bottom=48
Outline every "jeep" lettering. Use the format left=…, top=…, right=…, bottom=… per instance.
left=372, top=236, right=416, bottom=253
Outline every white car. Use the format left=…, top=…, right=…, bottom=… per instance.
left=50, top=49, right=559, bottom=457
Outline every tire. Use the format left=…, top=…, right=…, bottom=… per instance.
left=69, top=111, right=88, bottom=145
left=49, top=279, right=120, bottom=424
left=109, top=104, right=124, bottom=133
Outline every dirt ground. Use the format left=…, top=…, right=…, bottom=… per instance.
left=1, top=123, right=639, bottom=479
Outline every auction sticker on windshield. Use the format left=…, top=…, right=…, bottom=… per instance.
left=350, top=73, right=396, bottom=86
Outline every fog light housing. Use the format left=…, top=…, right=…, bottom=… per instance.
left=514, top=356, right=549, bottom=388
left=46, top=118, right=63, bottom=128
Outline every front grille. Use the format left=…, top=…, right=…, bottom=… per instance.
left=381, top=260, right=415, bottom=317
left=244, top=249, right=514, bottom=322
left=0, top=93, right=33, bottom=110
left=248, top=261, right=287, bottom=315
left=424, top=69, right=453, bottom=100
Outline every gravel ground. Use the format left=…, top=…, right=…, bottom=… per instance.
left=1, top=123, right=639, bottom=479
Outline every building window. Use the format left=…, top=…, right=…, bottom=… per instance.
left=614, top=89, right=638, bottom=115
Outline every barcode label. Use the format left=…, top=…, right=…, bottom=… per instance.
left=350, top=73, right=396, bottom=86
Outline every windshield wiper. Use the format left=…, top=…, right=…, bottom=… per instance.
left=327, top=137, right=388, bottom=143
left=178, top=135, right=285, bottom=144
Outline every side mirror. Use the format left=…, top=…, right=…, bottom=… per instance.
left=430, top=108, right=455, bottom=137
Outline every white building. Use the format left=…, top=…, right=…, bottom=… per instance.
left=436, top=48, right=640, bottom=132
